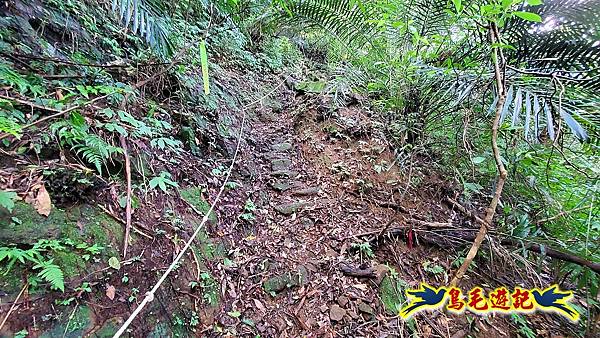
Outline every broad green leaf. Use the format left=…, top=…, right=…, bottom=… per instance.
left=108, top=256, right=121, bottom=270
left=501, top=0, right=513, bottom=9
left=513, top=11, right=542, bottom=22
left=472, top=156, right=486, bottom=165
left=227, top=311, right=241, bottom=318
left=0, top=190, right=17, bottom=212
left=200, top=41, right=210, bottom=95
left=527, top=0, right=543, bottom=5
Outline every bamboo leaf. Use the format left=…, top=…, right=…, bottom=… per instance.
left=513, top=11, right=542, bottom=23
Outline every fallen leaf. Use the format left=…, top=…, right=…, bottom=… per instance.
left=227, top=311, right=241, bottom=318
left=253, top=299, right=266, bottom=313
left=329, top=304, right=346, bottom=321
left=108, top=256, right=121, bottom=270
left=106, top=284, right=116, bottom=300
left=35, top=185, right=51, bottom=216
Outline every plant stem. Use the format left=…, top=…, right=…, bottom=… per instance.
left=451, top=23, right=508, bottom=286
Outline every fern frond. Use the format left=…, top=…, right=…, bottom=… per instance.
left=72, top=135, right=123, bottom=175
left=0, top=116, right=22, bottom=138
left=51, top=116, right=122, bottom=174
left=33, top=259, right=65, bottom=292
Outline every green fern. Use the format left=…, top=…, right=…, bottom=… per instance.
left=0, top=62, right=45, bottom=96
left=0, top=116, right=22, bottom=139
left=0, top=244, right=65, bottom=292
left=33, top=260, right=65, bottom=292
left=72, top=135, right=122, bottom=175
left=51, top=114, right=123, bottom=175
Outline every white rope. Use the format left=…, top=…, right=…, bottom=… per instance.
left=112, top=79, right=287, bottom=337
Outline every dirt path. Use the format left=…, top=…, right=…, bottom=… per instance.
left=210, top=94, right=468, bottom=337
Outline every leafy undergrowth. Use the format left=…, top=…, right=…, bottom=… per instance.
left=0, top=0, right=598, bottom=337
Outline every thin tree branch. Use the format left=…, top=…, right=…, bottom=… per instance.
left=451, top=23, right=508, bottom=286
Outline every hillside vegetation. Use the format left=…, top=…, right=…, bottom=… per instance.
left=0, top=0, right=598, bottom=337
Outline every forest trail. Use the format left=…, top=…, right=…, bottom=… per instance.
left=208, top=91, right=471, bottom=336
left=1, top=0, right=598, bottom=336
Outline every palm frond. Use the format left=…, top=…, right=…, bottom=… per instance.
left=273, top=0, right=381, bottom=46
left=496, top=84, right=591, bottom=142
left=272, top=0, right=451, bottom=48
left=110, top=0, right=174, bottom=56
left=506, top=0, right=600, bottom=90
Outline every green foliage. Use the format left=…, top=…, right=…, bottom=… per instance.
left=0, top=62, right=45, bottom=96
left=0, top=115, right=22, bottom=139
left=0, top=240, right=65, bottom=291
left=149, top=171, right=179, bottom=193
left=0, top=190, right=18, bottom=212
left=110, top=0, right=174, bottom=56
left=51, top=113, right=123, bottom=175
left=239, top=198, right=256, bottom=222
left=32, top=259, right=65, bottom=292
left=261, top=36, right=302, bottom=71
left=0, top=238, right=105, bottom=293
left=350, top=240, right=374, bottom=261
left=510, top=314, right=536, bottom=338
left=13, top=330, right=27, bottom=338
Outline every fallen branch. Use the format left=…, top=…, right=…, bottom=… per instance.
left=339, top=262, right=388, bottom=283
left=408, top=218, right=452, bottom=228
left=1, top=51, right=171, bottom=69
left=374, top=225, right=600, bottom=275
left=507, top=240, right=600, bottom=274
left=339, top=263, right=378, bottom=278
left=0, top=94, right=63, bottom=113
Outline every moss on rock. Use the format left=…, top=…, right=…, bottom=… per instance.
left=379, top=276, right=405, bottom=314
left=40, top=305, right=93, bottom=338
left=180, top=187, right=217, bottom=223
left=0, top=203, right=124, bottom=296
left=0, top=201, right=64, bottom=244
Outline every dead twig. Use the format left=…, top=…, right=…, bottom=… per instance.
left=0, top=94, right=112, bottom=141
left=535, top=204, right=593, bottom=224
left=97, top=205, right=152, bottom=239
left=446, top=197, right=486, bottom=225
left=0, top=283, right=28, bottom=331
left=0, top=94, right=63, bottom=113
